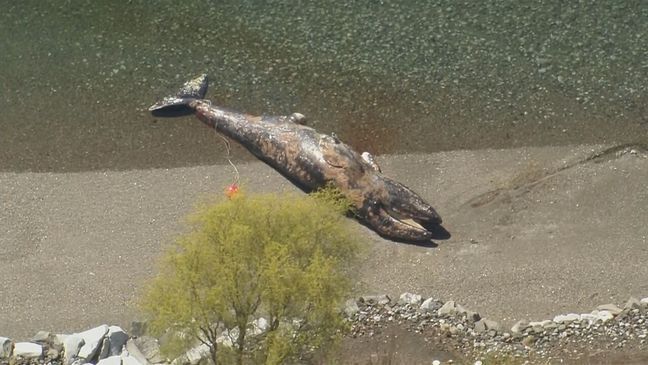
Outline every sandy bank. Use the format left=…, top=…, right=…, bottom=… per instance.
left=2, top=144, right=647, bottom=340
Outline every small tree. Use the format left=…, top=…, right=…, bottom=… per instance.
left=140, top=189, right=361, bottom=365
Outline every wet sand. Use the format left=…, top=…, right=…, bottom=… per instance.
left=2, top=144, right=647, bottom=340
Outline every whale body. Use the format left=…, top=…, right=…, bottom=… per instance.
left=150, top=74, right=443, bottom=242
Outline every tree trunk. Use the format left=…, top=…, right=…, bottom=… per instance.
left=236, top=326, right=247, bottom=365
left=209, top=343, right=218, bottom=365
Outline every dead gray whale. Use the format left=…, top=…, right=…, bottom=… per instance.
left=150, top=74, right=443, bottom=242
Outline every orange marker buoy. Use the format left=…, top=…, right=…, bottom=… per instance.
left=225, top=183, right=239, bottom=199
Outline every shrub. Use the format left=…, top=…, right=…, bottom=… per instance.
left=140, top=189, right=361, bottom=365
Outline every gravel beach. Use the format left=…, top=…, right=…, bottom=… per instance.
left=2, top=144, right=647, bottom=346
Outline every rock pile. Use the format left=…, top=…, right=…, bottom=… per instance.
left=2, top=295, right=647, bottom=364
left=0, top=325, right=162, bottom=365
left=345, top=293, right=648, bottom=361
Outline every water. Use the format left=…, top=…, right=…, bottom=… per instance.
left=1, top=1, right=646, bottom=172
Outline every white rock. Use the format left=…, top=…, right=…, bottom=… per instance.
left=77, top=325, right=109, bottom=360
left=123, top=354, right=145, bottom=365
left=344, top=299, right=360, bottom=317
left=13, top=342, right=42, bottom=358
left=64, top=335, right=85, bottom=365
left=251, top=317, right=269, bottom=336
left=216, top=334, right=232, bottom=348
left=0, top=337, right=13, bottom=359
left=97, top=355, right=121, bottom=365
left=640, top=297, right=648, bottom=304
left=594, top=310, right=614, bottom=323
left=475, top=361, right=483, bottom=365
left=437, top=300, right=458, bottom=316
left=420, top=298, right=439, bottom=312
left=126, top=338, right=151, bottom=365
left=597, top=303, right=623, bottom=315
left=106, top=326, right=129, bottom=357
left=398, top=292, right=422, bottom=305
left=511, top=320, right=529, bottom=334
left=529, top=319, right=553, bottom=328
left=580, top=313, right=598, bottom=325
left=187, top=344, right=210, bottom=365
left=432, top=360, right=441, bottom=365
left=172, top=344, right=210, bottom=365
left=98, top=338, right=111, bottom=360
left=216, top=327, right=238, bottom=348
left=132, top=336, right=165, bottom=364
left=553, top=313, right=580, bottom=323
left=54, top=334, right=68, bottom=349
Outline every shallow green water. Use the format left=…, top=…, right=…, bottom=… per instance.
left=1, top=1, right=646, bottom=172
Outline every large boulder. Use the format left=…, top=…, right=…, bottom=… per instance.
left=98, top=338, right=111, bottom=360
left=53, top=334, right=68, bottom=352
left=126, top=338, right=152, bottom=365
left=13, top=342, right=42, bottom=359
left=133, top=336, right=164, bottom=364
left=122, top=353, right=146, bottom=365
left=105, top=326, right=129, bottom=357
left=97, top=355, right=122, bottom=365
left=77, top=325, right=110, bottom=360
left=63, top=335, right=85, bottom=365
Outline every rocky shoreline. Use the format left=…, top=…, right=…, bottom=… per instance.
left=346, top=293, right=648, bottom=363
left=2, top=294, right=647, bottom=365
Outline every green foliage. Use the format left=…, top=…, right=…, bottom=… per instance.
left=309, top=183, right=354, bottom=215
left=140, top=191, right=361, bottom=365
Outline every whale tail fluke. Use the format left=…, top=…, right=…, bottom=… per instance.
left=149, top=74, right=208, bottom=116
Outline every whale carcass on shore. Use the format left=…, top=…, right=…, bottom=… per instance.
left=149, top=74, right=445, bottom=243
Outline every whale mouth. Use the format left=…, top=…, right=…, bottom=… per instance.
left=388, top=204, right=441, bottom=226
left=388, top=210, right=427, bottom=230
left=383, top=207, right=425, bottom=230
left=400, top=218, right=426, bottom=230
left=385, top=206, right=450, bottom=241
